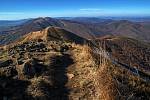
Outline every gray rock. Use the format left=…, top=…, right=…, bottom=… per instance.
left=0, top=60, right=13, bottom=68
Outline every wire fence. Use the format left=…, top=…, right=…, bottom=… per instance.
left=85, top=36, right=150, bottom=83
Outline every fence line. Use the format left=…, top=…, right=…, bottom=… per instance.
left=88, top=39, right=150, bottom=83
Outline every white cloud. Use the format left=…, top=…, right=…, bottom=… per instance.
left=79, top=8, right=102, bottom=11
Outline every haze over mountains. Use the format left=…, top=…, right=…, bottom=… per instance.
left=0, top=19, right=31, bottom=27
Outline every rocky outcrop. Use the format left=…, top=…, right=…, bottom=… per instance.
left=23, top=59, right=45, bottom=78
left=0, top=59, right=13, bottom=68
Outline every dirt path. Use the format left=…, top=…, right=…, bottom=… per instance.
left=46, top=52, right=74, bottom=100
left=65, top=46, right=102, bottom=100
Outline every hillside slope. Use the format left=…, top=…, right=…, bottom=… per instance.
left=102, top=36, right=150, bottom=74
left=0, top=34, right=150, bottom=99
left=17, top=26, right=86, bottom=45
left=0, top=38, right=112, bottom=99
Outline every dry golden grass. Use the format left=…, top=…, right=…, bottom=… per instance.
left=66, top=44, right=100, bottom=99
left=1, top=39, right=149, bottom=100
left=96, top=64, right=119, bottom=100
left=108, top=61, right=150, bottom=99
left=67, top=44, right=119, bottom=100
left=27, top=76, right=53, bottom=98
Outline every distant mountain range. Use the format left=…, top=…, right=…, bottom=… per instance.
left=0, top=17, right=150, bottom=45
left=0, top=19, right=31, bottom=27
left=0, top=17, right=64, bottom=45
left=57, top=16, right=150, bottom=22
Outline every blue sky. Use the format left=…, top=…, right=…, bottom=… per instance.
left=0, top=0, right=150, bottom=20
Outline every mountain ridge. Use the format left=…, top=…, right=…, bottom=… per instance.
left=17, top=26, right=86, bottom=44
left=1, top=17, right=150, bottom=46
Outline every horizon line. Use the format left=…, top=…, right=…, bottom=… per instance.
left=0, top=16, right=150, bottom=20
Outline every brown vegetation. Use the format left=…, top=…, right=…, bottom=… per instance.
left=0, top=34, right=150, bottom=100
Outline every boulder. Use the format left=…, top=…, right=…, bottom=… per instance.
left=17, top=59, right=24, bottom=65
left=0, top=66, right=18, bottom=78
left=0, top=59, right=13, bottom=68
left=23, top=60, right=45, bottom=78
left=60, top=45, right=69, bottom=52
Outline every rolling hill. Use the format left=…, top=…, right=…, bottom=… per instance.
left=18, top=26, right=86, bottom=44
left=1, top=17, right=150, bottom=45
left=0, top=30, right=150, bottom=99
left=0, top=17, right=64, bottom=45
